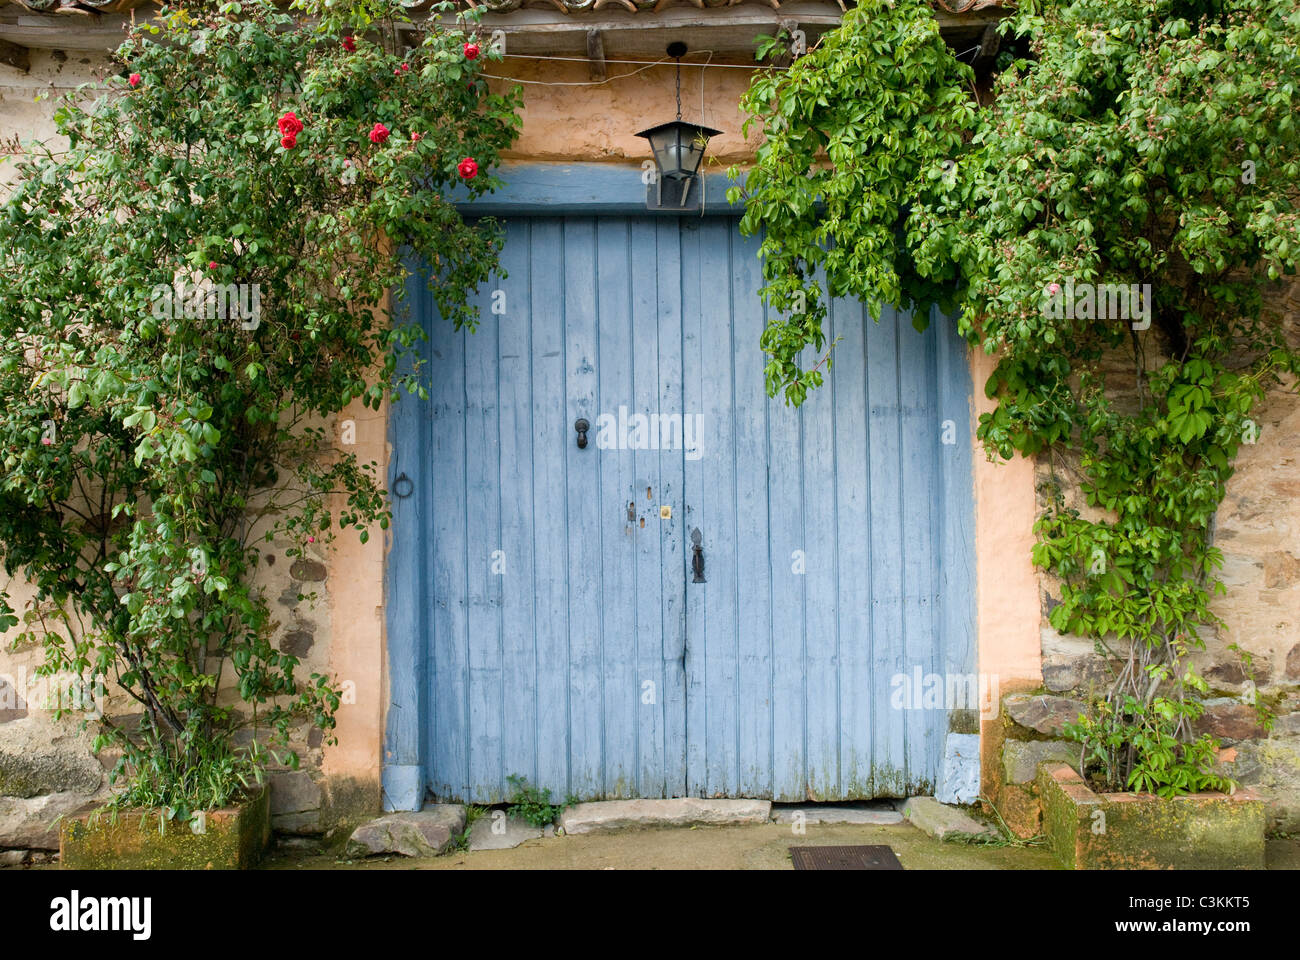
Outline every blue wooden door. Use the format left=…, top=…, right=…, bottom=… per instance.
left=403, top=215, right=973, bottom=804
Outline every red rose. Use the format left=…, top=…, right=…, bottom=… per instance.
left=457, top=157, right=478, bottom=179
left=281, top=134, right=297, bottom=149
left=410, top=131, right=422, bottom=142
left=128, top=73, right=141, bottom=88
left=342, top=36, right=356, bottom=52
left=369, top=123, right=390, bottom=145
left=464, top=42, right=479, bottom=60
left=277, top=111, right=303, bottom=137
left=208, top=261, right=218, bottom=270
left=401, top=62, right=410, bottom=72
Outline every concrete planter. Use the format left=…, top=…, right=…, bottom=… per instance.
left=59, top=786, right=271, bottom=870
left=1036, top=763, right=1264, bottom=870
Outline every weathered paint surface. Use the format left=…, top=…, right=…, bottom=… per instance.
left=391, top=212, right=975, bottom=803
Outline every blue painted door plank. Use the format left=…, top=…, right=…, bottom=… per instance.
left=830, top=293, right=874, bottom=798
left=654, top=218, right=688, bottom=799
left=679, top=219, right=708, bottom=796
left=496, top=225, right=539, bottom=794
left=631, top=217, right=669, bottom=797
left=594, top=217, right=638, bottom=799
left=729, top=226, right=774, bottom=799
left=897, top=305, right=941, bottom=792
left=528, top=218, right=571, bottom=799
left=865, top=307, right=907, bottom=796
left=382, top=263, right=431, bottom=810
left=426, top=271, right=470, bottom=800
left=766, top=314, right=806, bottom=802
left=696, top=218, right=742, bottom=798
left=563, top=218, right=604, bottom=799
left=936, top=307, right=977, bottom=696
left=465, top=268, right=504, bottom=801
left=801, top=269, right=841, bottom=799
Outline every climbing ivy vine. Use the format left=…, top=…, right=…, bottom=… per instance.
left=733, top=0, right=1300, bottom=795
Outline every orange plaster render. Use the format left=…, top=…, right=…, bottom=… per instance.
left=322, top=397, right=388, bottom=799
left=970, top=348, right=1042, bottom=791
left=488, top=57, right=763, bottom=164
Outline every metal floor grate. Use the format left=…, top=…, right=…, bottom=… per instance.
left=789, top=845, right=904, bottom=870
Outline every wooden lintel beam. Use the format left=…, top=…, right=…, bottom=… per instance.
left=0, top=37, right=30, bottom=72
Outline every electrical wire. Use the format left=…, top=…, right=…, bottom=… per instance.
left=498, top=52, right=776, bottom=70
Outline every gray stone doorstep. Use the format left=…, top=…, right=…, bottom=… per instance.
left=770, top=802, right=903, bottom=825
left=901, top=796, right=996, bottom=840
left=561, top=798, right=771, bottom=835
left=467, top=813, right=552, bottom=851
left=347, top=795, right=999, bottom=855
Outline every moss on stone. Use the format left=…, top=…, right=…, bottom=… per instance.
left=59, top=786, right=270, bottom=870
left=1036, top=763, right=1264, bottom=869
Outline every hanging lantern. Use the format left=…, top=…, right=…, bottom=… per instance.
left=636, top=42, right=721, bottom=208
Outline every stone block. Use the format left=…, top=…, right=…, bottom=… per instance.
left=935, top=733, right=980, bottom=804
left=1036, top=763, right=1264, bottom=870
left=901, top=796, right=995, bottom=840
left=1002, top=739, right=1081, bottom=784
left=1004, top=694, right=1088, bottom=738
left=771, top=803, right=902, bottom=825
left=60, top=787, right=271, bottom=869
left=345, top=805, right=465, bottom=858
left=468, top=812, right=543, bottom=850
left=560, top=798, right=770, bottom=835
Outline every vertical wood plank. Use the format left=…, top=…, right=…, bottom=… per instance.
left=464, top=256, right=504, bottom=801
left=656, top=218, right=689, bottom=798
left=630, top=217, right=666, bottom=796
left=936, top=307, right=978, bottom=723
left=595, top=217, right=638, bottom=798
left=698, top=218, right=740, bottom=798
left=497, top=223, right=539, bottom=795
left=382, top=258, right=431, bottom=809
left=800, top=275, right=841, bottom=799
left=729, top=226, right=774, bottom=798
left=898, top=311, right=942, bottom=791
left=831, top=295, right=873, bottom=798
left=427, top=265, right=470, bottom=800
left=564, top=217, right=604, bottom=799
left=528, top=218, right=571, bottom=798
left=680, top=218, right=708, bottom=795
left=866, top=306, right=906, bottom=796
left=767, top=305, right=806, bottom=803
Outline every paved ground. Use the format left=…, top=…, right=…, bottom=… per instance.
left=265, top=821, right=1058, bottom=870
left=262, top=825, right=1300, bottom=871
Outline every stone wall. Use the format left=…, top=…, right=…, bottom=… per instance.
left=992, top=276, right=1300, bottom=836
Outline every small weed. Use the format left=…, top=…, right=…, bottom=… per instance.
left=505, top=774, right=562, bottom=828
left=450, top=804, right=487, bottom=852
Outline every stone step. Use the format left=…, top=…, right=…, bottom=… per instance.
left=561, top=798, right=771, bottom=835
left=468, top=813, right=553, bottom=850
left=901, top=796, right=996, bottom=840
left=771, top=803, right=903, bottom=825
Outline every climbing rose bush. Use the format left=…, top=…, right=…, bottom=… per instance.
left=0, top=0, right=520, bottom=816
